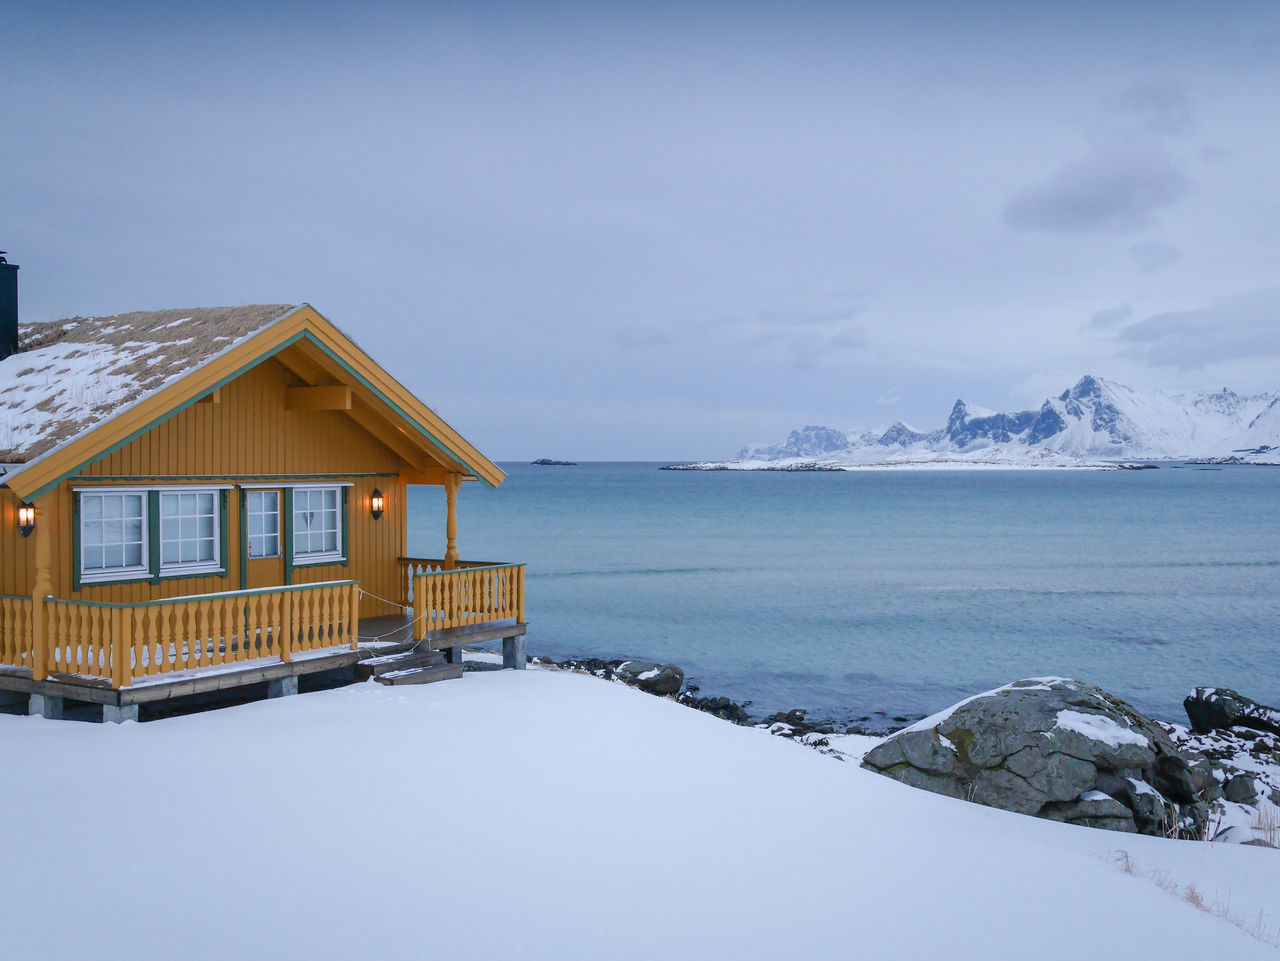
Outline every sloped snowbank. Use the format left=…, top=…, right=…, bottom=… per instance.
left=2, top=670, right=1277, bottom=960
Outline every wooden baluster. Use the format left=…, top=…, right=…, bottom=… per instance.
left=349, top=583, right=360, bottom=651
left=280, top=592, right=293, bottom=663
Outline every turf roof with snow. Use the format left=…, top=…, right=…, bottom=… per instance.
left=0, top=304, right=299, bottom=466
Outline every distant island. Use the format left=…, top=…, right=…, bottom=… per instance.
left=531, top=458, right=577, bottom=466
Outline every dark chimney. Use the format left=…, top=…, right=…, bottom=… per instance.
left=0, top=252, right=17, bottom=362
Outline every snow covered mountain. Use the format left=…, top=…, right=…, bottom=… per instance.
left=732, top=376, right=1280, bottom=465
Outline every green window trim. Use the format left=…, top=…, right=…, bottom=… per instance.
left=72, top=487, right=230, bottom=591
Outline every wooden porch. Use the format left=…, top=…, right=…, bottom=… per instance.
left=0, top=558, right=526, bottom=720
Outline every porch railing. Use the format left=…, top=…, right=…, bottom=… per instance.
left=0, top=594, right=34, bottom=672
left=4, top=580, right=360, bottom=689
left=411, top=563, right=525, bottom=640
left=399, top=557, right=504, bottom=604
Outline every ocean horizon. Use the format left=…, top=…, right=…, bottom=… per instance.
left=409, top=461, right=1280, bottom=728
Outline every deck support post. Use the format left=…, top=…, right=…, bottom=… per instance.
left=30, top=493, right=55, bottom=682
left=502, top=635, right=526, bottom=670
left=443, top=473, right=461, bottom=570
left=268, top=676, right=298, bottom=698
left=103, top=703, right=139, bottom=724
left=28, top=693, right=63, bottom=719
left=444, top=646, right=461, bottom=665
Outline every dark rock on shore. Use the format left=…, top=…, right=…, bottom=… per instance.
left=1184, top=688, right=1280, bottom=737
left=531, top=458, right=578, bottom=466
left=538, top=657, right=683, bottom=696
left=862, top=677, right=1212, bottom=838
left=677, top=693, right=753, bottom=725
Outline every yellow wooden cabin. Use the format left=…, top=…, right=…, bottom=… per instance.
left=0, top=282, right=525, bottom=721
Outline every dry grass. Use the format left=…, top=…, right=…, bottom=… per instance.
left=1110, top=849, right=1280, bottom=950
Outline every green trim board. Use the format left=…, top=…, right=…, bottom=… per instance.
left=238, top=488, right=248, bottom=590
left=282, top=487, right=293, bottom=585
left=71, top=491, right=82, bottom=592
left=75, top=473, right=398, bottom=483
left=47, top=579, right=360, bottom=610
left=341, top=486, right=350, bottom=568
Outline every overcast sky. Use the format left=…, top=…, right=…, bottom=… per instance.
left=3, top=1, right=1278, bottom=459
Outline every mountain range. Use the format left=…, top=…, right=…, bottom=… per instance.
left=733, top=376, right=1280, bottom=465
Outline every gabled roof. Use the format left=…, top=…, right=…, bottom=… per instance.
left=1, top=305, right=299, bottom=464
left=0, top=304, right=504, bottom=500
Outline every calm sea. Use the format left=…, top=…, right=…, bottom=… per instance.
left=408, top=462, right=1280, bottom=727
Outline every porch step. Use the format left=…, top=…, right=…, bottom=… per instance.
left=374, top=663, right=465, bottom=686
left=355, top=649, right=444, bottom=681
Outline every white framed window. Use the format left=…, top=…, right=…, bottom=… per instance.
left=75, top=484, right=229, bottom=586
left=246, top=490, right=281, bottom=558
left=292, top=486, right=343, bottom=563
left=80, top=491, right=148, bottom=583
left=159, top=490, right=221, bottom=575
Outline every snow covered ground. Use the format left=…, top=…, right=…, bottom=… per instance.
left=3, top=669, right=1278, bottom=960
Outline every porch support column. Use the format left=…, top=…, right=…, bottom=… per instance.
left=502, top=635, right=526, bottom=670
left=30, top=493, right=55, bottom=682
left=443, top=473, right=461, bottom=570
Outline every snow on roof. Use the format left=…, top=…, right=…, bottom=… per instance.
left=0, top=304, right=298, bottom=465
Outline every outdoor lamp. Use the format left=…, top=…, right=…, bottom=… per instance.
left=370, top=488, right=384, bottom=520
left=17, top=501, right=35, bottom=537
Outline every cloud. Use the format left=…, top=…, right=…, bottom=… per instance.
left=875, top=387, right=902, bottom=406
left=788, top=324, right=868, bottom=369
left=1003, top=148, right=1191, bottom=235
left=1116, top=287, right=1280, bottom=368
left=1128, top=241, right=1182, bottom=272
left=1088, top=303, right=1133, bottom=329
left=1102, top=83, right=1192, bottom=137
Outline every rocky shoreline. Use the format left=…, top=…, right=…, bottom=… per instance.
left=532, top=656, right=1280, bottom=846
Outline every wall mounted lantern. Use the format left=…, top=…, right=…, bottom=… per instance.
left=370, top=488, right=384, bottom=520
left=17, top=501, right=35, bottom=537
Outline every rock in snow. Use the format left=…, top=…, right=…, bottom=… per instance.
left=861, top=678, right=1211, bottom=837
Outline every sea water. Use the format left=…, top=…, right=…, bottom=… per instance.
left=408, top=463, right=1280, bottom=726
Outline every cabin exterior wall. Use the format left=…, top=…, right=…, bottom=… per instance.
left=7, top=357, right=415, bottom=617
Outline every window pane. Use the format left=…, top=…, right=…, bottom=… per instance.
left=324, top=530, right=337, bottom=552
left=248, top=513, right=263, bottom=535
left=161, top=495, right=179, bottom=517
left=197, top=539, right=214, bottom=562
left=125, top=496, right=144, bottom=519
left=104, top=496, right=122, bottom=519
left=198, top=514, right=214, bottom=538
left=83, top=496, right=102, bottom=520
left=162, top=541, right=179, bottom=564
left=104, top=544, right=124, bottom=568
left=125, top=543, right=143, bottom=567
left=83, top=522, right=103, bottom=548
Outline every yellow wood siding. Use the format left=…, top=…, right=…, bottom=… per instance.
left=1, top=488, right=36, bottom=596
left=33, top=357, right=413, bottom=617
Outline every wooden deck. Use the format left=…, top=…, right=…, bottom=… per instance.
left=0, top=616, right=527, bottom=711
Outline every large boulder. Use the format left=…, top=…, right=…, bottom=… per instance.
left=611, top=661, right=684, bottom=696
left=1184, top=688, right=1280, bottom=736
left=862, top=677, right=1209, bottom=837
